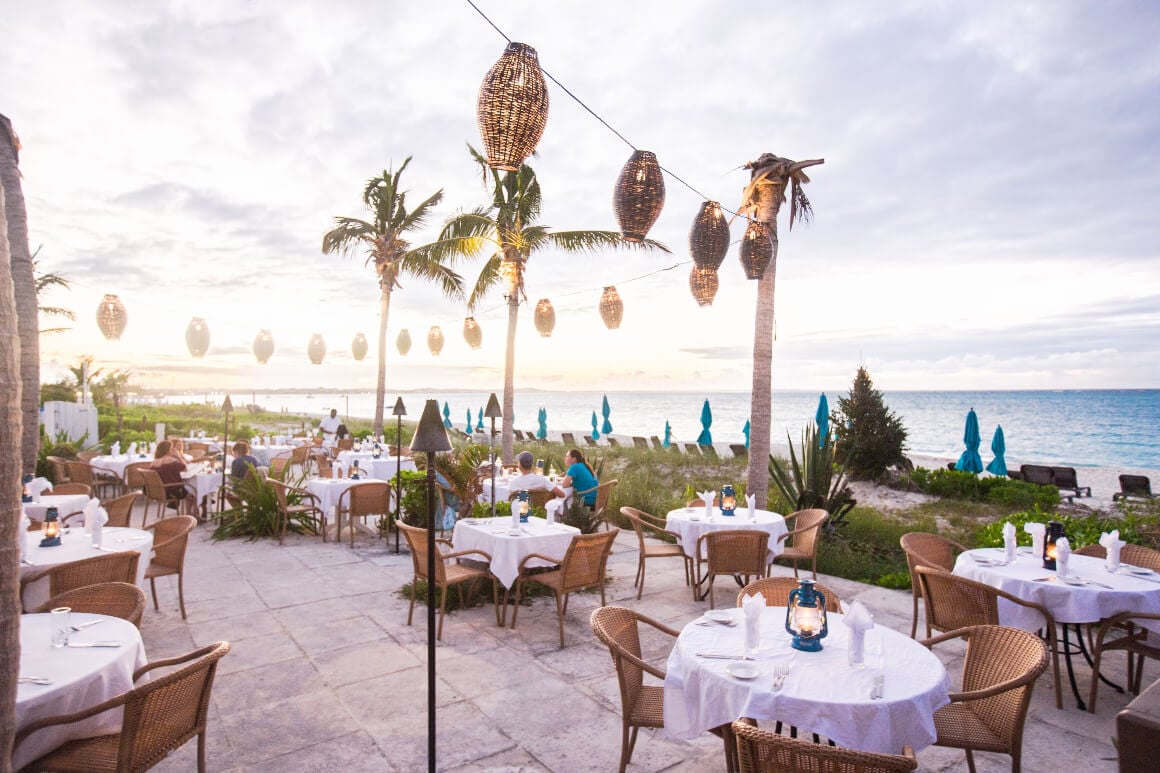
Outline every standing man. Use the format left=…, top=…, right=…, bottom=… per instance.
left=319, top=408, right=341, bottom=443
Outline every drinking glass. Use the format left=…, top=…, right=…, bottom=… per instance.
left=50, top=607, right=71, bottom=648
left=866, top=631, right=885, bottom=699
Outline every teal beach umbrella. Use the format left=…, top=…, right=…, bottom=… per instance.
left=986, top=425, right=1007, bottom=476
left=601, top=394, right=613, bottom=435
left=955, top=408, right=984, bottom=474
left=591, top=411, right=600, bottom=441
left=696, top=399, right=713, bottom=445
left=663, top=421, right=672, bottom=448
left=537, top=407, right=548, bottom=440
left=815, top=393, right=829, bottom=448
left=466, top=409, right=472, bottom=434
left=476, top=408, right=484, bottom=432
left=442, top=401, right=452, bottom=429
left=743, top=419, right=751, bottom=449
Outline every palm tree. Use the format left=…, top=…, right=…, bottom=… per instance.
left=740, top=153, right=824, bottom=508
left=322, top=158, right=463, bottom=435
left=433, top=146, right=668, bottom=463
left=35, top=252, right=75, bottom=335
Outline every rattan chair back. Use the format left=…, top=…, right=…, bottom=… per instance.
left=124, top=461, right=150, bottom=490
left=103, top=492, right=140, bottom=528
left=736, top=576, right=843, bottom=612
left=732, top=720, right=917, bottom=772
left=1122, top=544, right=1160, bottom=571
left=900, top=531, right=967, bottom=638
left=33, top=582, right=147, bottom=627
left=21, top=550, right=140, bottom=611
left=397, top=520, right=443, bottom=584
left=47, top=455, right=72, bottom=484
left=558, top=529, right=618, bottom=591
left=336, top=437, right=354, bottom=450
left=507, top=489, right=556, bottom=508
left=339, top=481, right=392, bottom=547
left=314, top=453, right=333, bottom=478
left=698, top=529, right=769, bottom=608
left=65, top=461, right=95, bottom=487
left=268, top=455, right=290, bottom=480
left=151, top=516, right=196, bottom=576
left=50, top=482, right=92, bottom=497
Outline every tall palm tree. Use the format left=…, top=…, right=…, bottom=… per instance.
left=322, top=158, right=463, bottom=435
left=740, top=153, right=824, bottom=508
left=433, top=146, right=668, bottom=463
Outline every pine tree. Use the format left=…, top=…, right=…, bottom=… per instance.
left=832, top=367, right=909, bottom=480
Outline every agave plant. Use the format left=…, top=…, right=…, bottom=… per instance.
left=768, top=423, right=855, bottom=529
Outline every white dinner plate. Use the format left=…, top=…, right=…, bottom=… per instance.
left=725, top=662, right=760, bottom=680
left=1061, top=576, right=1085, bottom=586
left=705, top=610, right=733, bottom=623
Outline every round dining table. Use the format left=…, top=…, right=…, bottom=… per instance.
left=21, top=527, right=153, bottom=610
left=24, top=494, right=92, bottom=522
left=666, top=507, right=788, bottom=560
left=451, top=516, right=580, bottom=589
left=15, top=612, right=148, bottom=771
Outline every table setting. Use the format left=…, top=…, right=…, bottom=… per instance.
left=665, top=500, right=787, bottom=561
left=21, top=526, right=154, bottom=609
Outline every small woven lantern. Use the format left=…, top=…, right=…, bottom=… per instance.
left=463, top=317, right=482, bottom=350
left=739, top=219, right=774, bottom=280
left=351, top=332, right=368, bottom=361
left=599, top=286, right=623, bottom=330
left=308, top=334, right=326, bottom=364
left=185, top=317, right=210, bottom=358
left=428, top=325, right=444, bottom=356
left=96, top=294, right=127, bottom=340
left=397, top=328, right=412, bottom=356
left=253, top=330, right=274, bottom=363
left=689, top=200, right=730, bottom=270
left=613, top=150, right=665, bottom=242
left=477, top=42, right=549, bottom=171
left=689, top=267, right=719, bottom=307
left=534, top=298, right=555, bottom=337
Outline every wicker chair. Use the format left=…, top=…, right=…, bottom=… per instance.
left=396, top=520, right=497, bottom=640
left=336, top=437, right=354, bottom=451
left=46, top=455, right=73, bottom=484
left=66, top=460, right=120, bottom=499
left=139, top=468, right=187, bottom=525
left=507, top=488, right=557, bottom=509
left=916, top=566, right=1062, bottom=709
left=620, top=507, right=692, bottom=599
left=267, top=455, right=290, bottom=481
left=899, top=531, right=968, bottom=638
left=770, top=508, right=828, bottom=579
left=1122, top=544, right=1160, bottom=571
left=511, top=529, right=618, bottom=646
left=313, top=453, right=334, bottom=478
left=49, top=482, right=92, bottom=497
left=926, top=625, right=1049, bottom=773
left=736, top=576, right=843, bottom=612
left=32, top=581, right=147, bottom=628
left=14, top=640, right=231, bottom=772
left=731, top=720, right=917, bottom=772
left=20, top=551, right=140, bottom=612
left=575, top=479, right=618, bottom=529
left=187, top=441, right=211, bottom=456
left=146, top=515, right=197, bottom=620
left=338, top=481, right=392, bottom=547
left=123, top=461, right=151, bottom=493
left=269, top=480, right=325, bottom=544
left=1088, top=610, right=1160, bottom=710
left=695, top=529, right=770, bottom=609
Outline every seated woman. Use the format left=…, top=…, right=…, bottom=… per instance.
left=561, top=448, right=599, bottom=507
left=151, top=439, right=197, bottom=513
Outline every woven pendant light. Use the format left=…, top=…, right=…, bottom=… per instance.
left=477, top=42, right=549, bottom=171
left=739, top=219, right=773, bottom=280
left=96, top=294, right=127, bottom=340
left=351, top=332, right=368, bottom=361
left=689, top=200, right=730, bottom=270
left=308, top=334, right=326, bottom=364
left=185, top=317, right=210, bottom=358
left=428, top=325, right=444, bottom=356
left=534, top=298, right=555, bottom=337
left=599, top=286, right=623, bottom=330
left=397, top=328, right=412, bottom=356
left=689, top=267, right=719, bottom=307
left=253, top=330, right=275, bottom=364
left=463, top=317, right=482, bottom=350
left=613, top=150, right=665, bottom=242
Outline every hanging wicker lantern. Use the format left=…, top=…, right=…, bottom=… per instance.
left=428, top=325, right=444, bottom=356
left=739, top=219, right=774, bottom=280
left=534, top=298, right=556, bottom=337
left=253, top=330, right=275, bottom=364
left=397, top=328, right=412, bottom=356
left=477, top=42, right=549, bottom=171
left=351, top=332, right=368, bottom=361
left=599, top=286, right=623, bottom=330
left=308, top=334, right=326, bottom=364
left=613, top=150, right=665, bottom=242
left=96, top=294, right=128, bottom=340
left=185, top=317, right=210, bottom=358
left=689, top=200, right=730, bottom=270
left=463, top=317, right=482, bottom=350
left=689, top=267, right=720, bottom=307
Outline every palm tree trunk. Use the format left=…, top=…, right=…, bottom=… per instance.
left=0, top=162, right=24, bottom=771
left=1, top=115, right=37, bottom=476
left=746, top=177, right=785, bottom=509
left=373, top=283, right=391, bottom=437
left=501, top=292, right=518, bottom=464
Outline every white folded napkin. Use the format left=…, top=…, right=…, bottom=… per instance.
left=1003, top=522, right=1017, bottom=562
left=110, top=441, right=121, bottom=456
left=127, top=442, right=137, bottom=455
left=741, top=592, right=764, bottom=652
left=844, top=601, right=874, bottom=665
left=697, top=490, right=715, bottom=519
left=1056, top=537, right=1071, bottom=577
left=1024, top=522, right=1045, bottom=559
left=1100, top=530, right=1125, bottom=573
left=82, top=497, right=101, bottom=534
left=746, top=493, right=756, bottom=521
left=90, top=506, right=109, bottom=547
left=27, top=477, right=52, bottom=503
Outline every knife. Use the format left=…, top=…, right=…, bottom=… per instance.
left=67, top=641, right=122, bottom=648
left=696, top=652, right=752, bottom=660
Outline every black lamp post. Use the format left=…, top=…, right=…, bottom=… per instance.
left=484, top=393, right=502, bottom=518
left=409, top=399, right=451, bottom=773
left=219, top=395, right=233, bottom=519
left=392, top=396, right=406, bottom=554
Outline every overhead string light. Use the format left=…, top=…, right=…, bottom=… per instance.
left=689, top=267, right=719, bottom=307
left=463, top=316, right=483, bottom=349
left=739, top=219, right=774, bottom=280
left=308, top=334, right=326, bottom=364
left=477, top=43, right=549, bottom=171
left=533, top=298, right=556, bottom=336
left=185, top=317, right=210, bottom=358
left=351, top=332, right=369, bottom=361
left=599, top=286, right=623, bottom=330
left=397, top=328, right=412, bottom=355
left=253, top=330, right=275, bottom=363
left=428, top=325, right=445, bottom=356
left=96, top=294, right=127, bottom=340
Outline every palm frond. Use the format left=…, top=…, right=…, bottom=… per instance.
left=35, top=271, right=70, bottom=293
left=321, top=218, right=376, bottom=255
left=398, top=189, right=444, bottom=233
left=467, top=253, right=504, bottom=310
left=38, top=305, right=75, bottom=320
left=788, top=178, right=813, bottom=229
left=399, top=255, right=464, bottom=300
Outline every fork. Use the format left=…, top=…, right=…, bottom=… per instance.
left=71, top=619, right=103, bottom=633
left=770, top=665, right=789, bottom=692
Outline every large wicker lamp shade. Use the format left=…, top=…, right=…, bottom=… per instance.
left=427, top=326, right=444, bottom=356
left=689, top=200, right=730, bottom=270
left=308, top=334, right=326, bottom=364
left=599, top=286, right=623, bottom=330
left=739, top=219, right=774, bottom=280
left=463, top=317, right=482, bottom=350
left=613, top=150, right=665, bottom=242
left=533, top=298, right=555, bottom=337
left=397, top=328, right=412, bottom=356
left=477, top=42, right=549, bottom=171
left=253, top=330, right=275, bottom=363
left=96, top=294, right=127, bottom=340
left=689, top=267, right=720, bottom=307
left=185, top=317, right=210, bottom=358
left=351, top=332, right=369, bottom=361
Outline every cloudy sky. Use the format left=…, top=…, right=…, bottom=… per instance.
left=5, top=0, right=1159, bottom=396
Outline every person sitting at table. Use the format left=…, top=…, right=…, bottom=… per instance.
left=319, top=409, right=342, bottom=442
left=169, top=437, right=189, bottom=461
left=508, top=451, right=564, bottom=497
left=151, top=440, right=197, bottom=513
left=229, top=440, right=259, bottom=485
left=561, top=448, right=599, bottom=506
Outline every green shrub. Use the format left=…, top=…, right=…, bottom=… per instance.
left=974, top=507, right=1160, bottom=550
left=815, top=508, right=921, bottom=588
left=908, top=467, right=1059, bottom=510
left=768, top=423, right=855, bottom=529
left=212, top=471, right=320, bottom=541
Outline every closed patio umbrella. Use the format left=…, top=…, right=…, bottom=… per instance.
left=476, top=408, right=484, bottom=432
left=986, top=425, right=1007, bottom=476
left=443, top=402, right=452, bottom=429
left=743, top=419, right=751, bottom=449
left=591, top=411, right=600, bottom=441
left=466, top=409, right=473, bottom=434
left=816, top=393, right=829, bottom=448
left=696, top=399, right=713, bottom=445
left=663, top=420, right=672, bottom=448
left=537, top=407, right=548, bottom=440
left=601, top=394, right=613, bottom=435
left=955, top=408, right=984, bottom=474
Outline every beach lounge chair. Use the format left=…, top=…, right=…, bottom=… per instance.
left=513, top=430, right=525, bottom=440
left=684, top=443, right=701, bottom=456
left=1051, top=466, right=1091, bottom=498
left=1021, top=464, right=1072, bottom=502
left=585, top=436, right=597, bottom=447
left=650, top=436, right=663, bottom=449
left=562, top=432, right=577, bottom=446
left=1113, top=474, right=1154, bottom=501
left=699, top=444, right=718, bottom=460
left=729, top=443, right=748, bottom=459
left=607, top=437, right=621, bottom=448
left=632, top=436, right=649, bottom=449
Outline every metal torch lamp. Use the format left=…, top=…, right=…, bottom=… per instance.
left=484, top=393, right=502, bottom=518
left=392, top=397, right=406, bottom=554
left=1043, top=520, right=1064, bottom=570
left=409, top=399, right=451, bottom=773
left=219, top=395, right=233, bottom=518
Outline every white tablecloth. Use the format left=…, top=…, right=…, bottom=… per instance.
left=25, top=495, right=91, bottom=521
left=250, top=445, right=296, bottom=465
left=15, top=613, right=148, bottom=770
left=664, top=607, right=949, bottom=754
left=303, top=477, right=393, bottom=533
left=90, top=454, right=152, bottom=481
left=336, top=451, right=416, bottom=477
left=21, top=527, right=154, bottom=610
left=451, top=517, right=580, bottom=588
left=666, top=508, right=788, bottom=560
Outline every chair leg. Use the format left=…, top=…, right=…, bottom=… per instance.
left=1046, top=624, right=1062, bottom=709
left=509, top=579, right=524, bottom=629
left=617, top=720, right=633, bottom=773
left=198, top=730, right=206, bottom=773
left=437, top=582, right=448, bottom=641
left=965, top=749, right=977, bottom=773
left=149, top=577, right=160, bottom=612
left=177, top=571, right=187, bottom=620
left=909, top=590, right=919, bottom=639
left=406, top=581, right=416, bottom=626
left=555, top=590, right=565, bottom=647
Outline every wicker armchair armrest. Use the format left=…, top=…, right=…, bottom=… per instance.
left=436, top=537, right=454, bottom=548
left=516, top=552, right=562, bottom=573
left=1096, top=611, right=1160, bottom=638
left=948, top=671, right=1042, bottom=703
left=439, top=548, right=493, bottom=564
left=14, top=690, right=131, bottom=749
